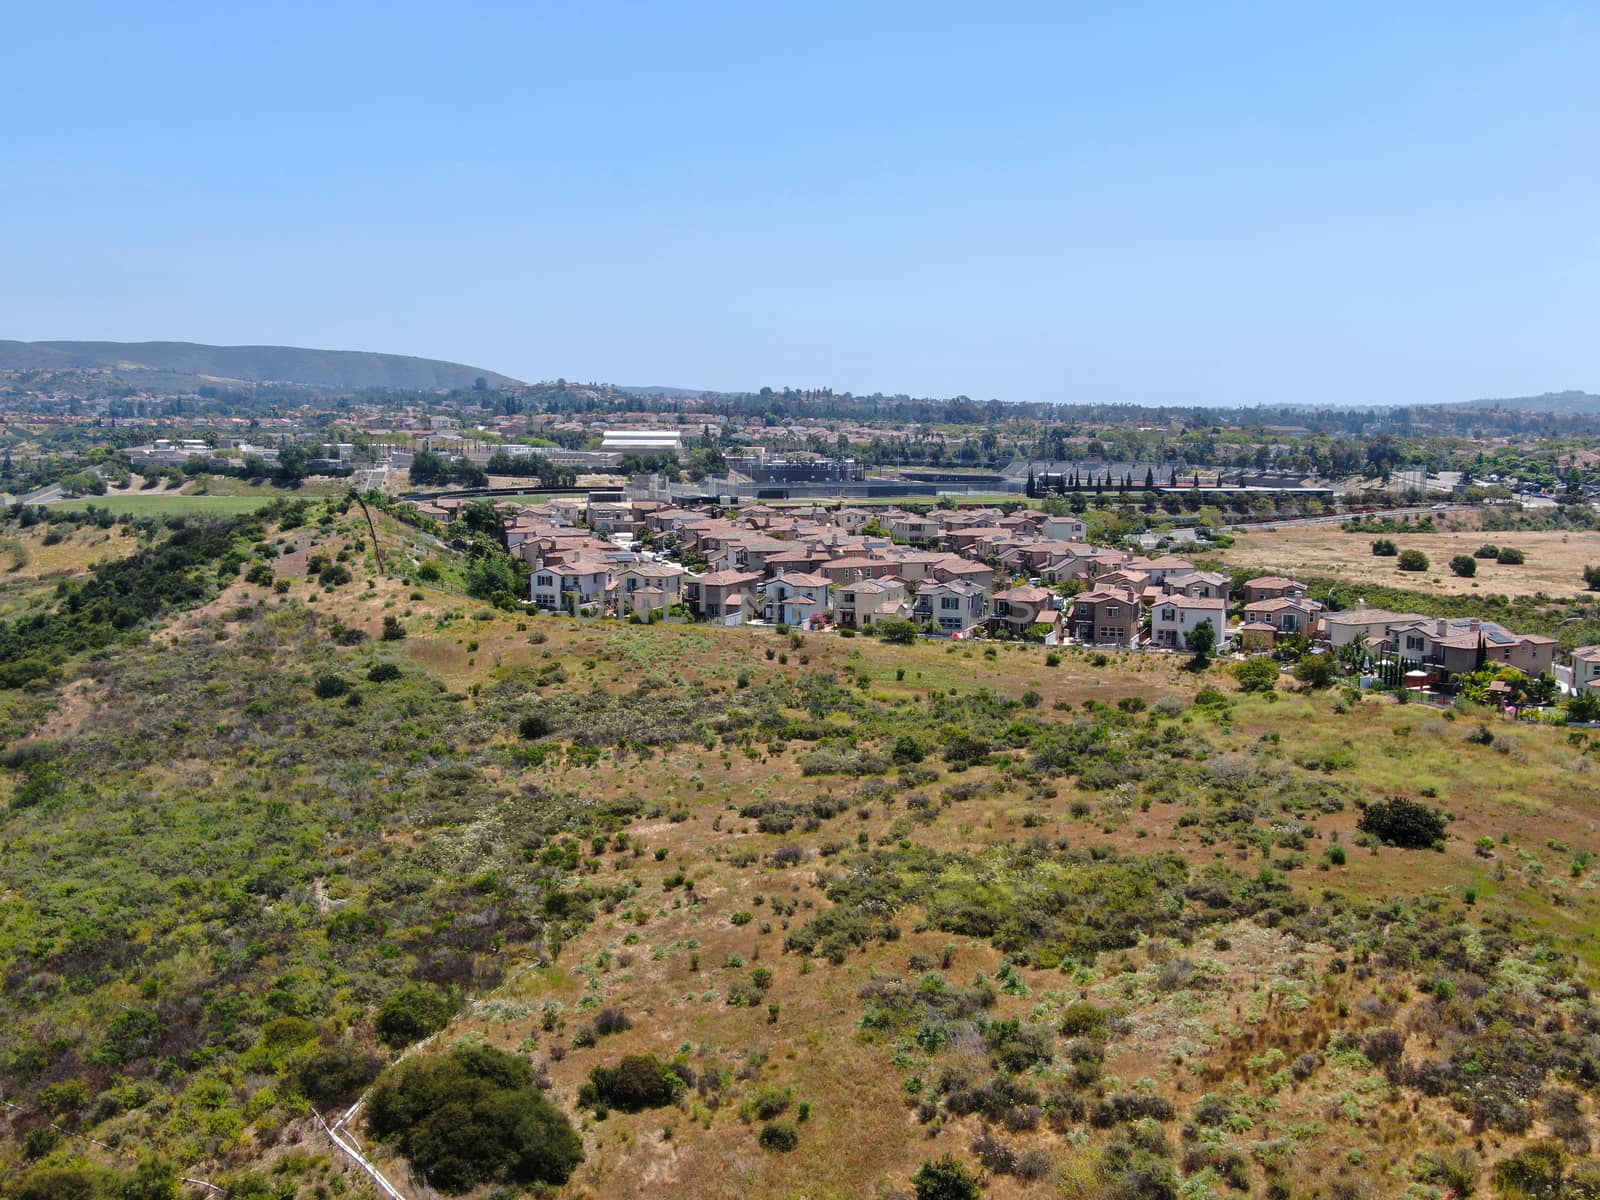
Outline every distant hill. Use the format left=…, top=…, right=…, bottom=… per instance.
left=0, top=340, right=521, bottom=392
left=1461, top=390, right=1600, bottom=414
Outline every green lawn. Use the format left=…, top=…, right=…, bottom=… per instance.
left=54, top=493, right=289, bottom=517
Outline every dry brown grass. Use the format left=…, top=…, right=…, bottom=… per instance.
left=1216, top=524, right=1600, bottom=596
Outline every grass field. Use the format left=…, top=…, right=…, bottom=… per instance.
left=53, top=492, right=296, bottom=517
left=1216, top=523, right=1600, bottom=597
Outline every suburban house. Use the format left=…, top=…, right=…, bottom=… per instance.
left=989, top=585, right=1058, bottom=639
left=1243, top=576, right=1310, bottom=605
left=586, top=498, right=640, bottom=534
left=835, top=578, right=909, bottom=629
left=1151, top=595, right=1230, bottom=652
left=1322, top=607, right=1433, bottom=648
left=1570, top=645, right=1600, bottom=692
left=1160, top=570, right=1230, bottom=600
left=1069, top=587, right=1142, bottom=648
left=1039, top=515, right=1089, bottom=542
left=685, top=570, right=761, bottom=623
left=914, top=579, right=991, bottom=634
left=764, top=573, right=832, bottom=628
left=889, top=513, right=942, bottom=544
left=1243, top=596, right=1319, bottom=636
left=1365, top=616, right=1556, bottom=679
left=530, top=558, right=610, bottom=612
left=613, top=561, right=687, bottom=618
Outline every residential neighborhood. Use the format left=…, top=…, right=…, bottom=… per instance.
left=410, top=492, right=1586, bottom=700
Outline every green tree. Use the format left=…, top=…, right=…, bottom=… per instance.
left=1358, top=797, right=1448, bottom=849
left=1186, top=618, right=1215, bottom=668
left=1397, top=548, right=1429, bottom=572
left=368, top=1044, right=582, bottom=1192
left=1371, top=537, right=1397, bottom=557
left=1233, top=656, right=1279, bottom=693
left=274, top=443, right=310, bottom=484
left=912, top=1155, right=983, bottom=1200
left=375, top=982, right=456, bottom=1047
left=879, top=617, right=918, bottom=644
left=1449, top=554, right=1476, bottom=577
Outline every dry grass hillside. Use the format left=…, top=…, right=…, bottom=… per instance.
left=1, top=505, right=1598, bottom=1200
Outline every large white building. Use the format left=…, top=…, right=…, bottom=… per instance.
left=599, top=429, right=682, bottom=456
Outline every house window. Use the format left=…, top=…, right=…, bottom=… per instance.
left=1162, top=608, right=1175, bottom=621
left=1281, top=615, right=1295, bottom=631
left=843, top=593, right=855, bottom=604
left=941, top=597, right=958, bottom=610
left=1099, top=626, right=1119, bottom=641
left=1405, top=636, right=1422, bottom=651
left=1105, top=605, right=1120, bottom=617
left=536, top=574, right=553, bottom=587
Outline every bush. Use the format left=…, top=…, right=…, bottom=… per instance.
left=1496, top=546, right=1526, bottom=565
left=375, top=983, right=456, bottom=1048
left=296, top=1040, right=383, bottom=1108
left=519, top=713, right=552, bottom=740
left=313, top=674, right=351, bottom=699
left=880, top=618, right=918, bottom=645
left=1475, top=543, right=1500, bottom=559
left=1358, top=797, right=1448, bottom=849
left=381, top=615, right=407, bottom=641
left=319, top=564, right=352, bottom=587
left=1398, top=549, right=1429, bottom=572
left=581, top=1054, right=683, bottom=1112
left=759, top=1120, right=799, bottom=1151
left=367, top=662, right=402, bottom=683
left=912, top=1155, right=983, bottom=1200
left=1450, top=555, right=1477, bottom=577
left=367, top=1043, right=582, bottom=1192
left=1234, top=657, right=1279, bottom=693
left=1371, top=538, right=1397, bottom=557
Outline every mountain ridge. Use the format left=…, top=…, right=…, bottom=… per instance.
left=0, top=339, right=521, bottom=392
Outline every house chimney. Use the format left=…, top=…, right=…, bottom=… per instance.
left=1435, top=619, right=1446, bottom=637
left=1469, top=618, right=1480, bottom=633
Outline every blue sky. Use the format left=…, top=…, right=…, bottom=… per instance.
left=4, top=2, right=1596, bottom=405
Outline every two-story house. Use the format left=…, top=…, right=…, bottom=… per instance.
left=1151, top=595, right=1229, bottom=652
left=836, top=578, right=909, bottom=630
left=1069, top=587, right=1142, bottom=648
left=530, top=557, right=611, bottom=612
left=990, top=585, right=1058, bottom=639
left=1242, top=596, right=1320, bottom=637
left=1243, top=576, right=1310, bottom=606
left=914, top=579, right=990, bottom=635
left=612, top=561, right=688, bottom=618
left=685, top=570, right=761, bottom=624
left=764, top=572, right=832, bottom=628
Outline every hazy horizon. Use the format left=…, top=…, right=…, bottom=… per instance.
left=4, top=2, right=1597, bottom=406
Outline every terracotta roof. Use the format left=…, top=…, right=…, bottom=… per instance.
left=696, top=570, right=761, bottom=587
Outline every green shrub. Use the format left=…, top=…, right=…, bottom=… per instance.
left=1398, top=549, right=1429, bottom=572
left=580, top=1054, right=684, bottom=1112
left=759, top=1120, right=799, bottom=1151
left=375, top=983, right=456, bottom=1048
left=1234, top=657, right=1279, bottom=693
left=1358, top=797, right=1447, bottom=849
left=1496, top=546, right=1526, bottom=565
left=912, top=1155, right=983, bottom=1200
left=1450, top=555, right=1477, bottom=578
left=1371, top=538, right=1398, bottom=557
left=296, top=1040, right=383, bottom=1108
left=367, top=1043, right=582, bottom=1192
left=381, top=615, right=407, bottom=641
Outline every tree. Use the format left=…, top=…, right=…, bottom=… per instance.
left=879, top=618, right=918, bottom=644
left=1358, top=797, right=1448, bottom=849
left=1398, top=549, right=1429, bottom=572
left=1586, top=565, right=1600, bottom=591
left=376, top=982, right=456, bottom=1047
left=274, top=443, right=310, bottom=484
left=1566, top=690, right=1600, bottom=723
left=580, top=1054, right=684, bottom=1112
left=1186, top=619, right=1215, bottom=668
left=368, top=1044, right=582, bottom=1192
left=1450, top=555, right=1477, bottom=577
left=1371, top=538, right=1397, bottom=557
left=912, top=1155, right=983, bottom=1200
left=297, top=1040, right=383, bottom=1108
left=1496, top=546, right=1525, bottom=565
left=1234, top=656, right=1279, bottom=693
left=1292, top=653, right=1338, bottom=689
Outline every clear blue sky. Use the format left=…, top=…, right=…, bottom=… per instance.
left=4, top=2, right=1596, bottom=406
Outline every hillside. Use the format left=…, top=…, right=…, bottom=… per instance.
left=0, top=340, right=521, bottom=392
left=0, top=506, right=1598, bottom=1199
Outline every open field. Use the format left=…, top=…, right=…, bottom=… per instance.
left=1216, top=523, right=1600, bottom=597
left=52, top=491, right=298, bottom=517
